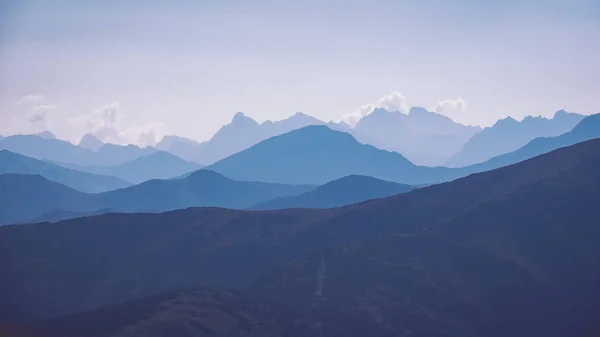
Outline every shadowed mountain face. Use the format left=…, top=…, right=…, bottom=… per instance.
left=353, top=107, right=482, bottom=165
left=251, top=175, right=414, bottom=210
left=54, top=151, right=204, bottom=184
left=0, top=174, right=102, bottom=226
left=0, top=134, right=156, bottom=166
left=469, top=113, right=600, bottom=173
left=4, top=288, right=326, bottom=337
left=206, top=125, right=463, bottom=185
left=0, top=150, right=131, bottom=193
left=2, top=139, right=600, bottom=331
left=0, top=170, right=314, bottom=225
left=445, top=110, right=585, bottom=167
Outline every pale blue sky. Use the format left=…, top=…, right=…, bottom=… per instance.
left=1, top=0, right=599, bottom=144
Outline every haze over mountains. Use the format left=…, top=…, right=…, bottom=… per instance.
left=250, top=175, right=414, bottom=210
left=1, top=106, right=599, bottom=337
left=3, top=139, right=600, bottom=336
left=446, top=110, right=585, bottom=167
left=0, top=170, right=314, bottom=225
left=0, top=150, right=130, bottom=193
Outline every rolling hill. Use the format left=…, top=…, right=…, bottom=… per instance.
left=250, top=175, right=414, bottom=210
left=55, top=151, right=203, bottom=184
left=0, top=170, right=315, bottom=225
left=99, top=170, right=315, bottom=212
left=2, top=138, right=600, bottom=328
left=0, top=150, right=131, bottom=193
left=0, top=174, right=102, bottom=225
left=3, top=288, right=324, bottom=337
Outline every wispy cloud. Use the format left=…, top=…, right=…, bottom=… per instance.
left=68, top=102, right=167, bottom=146
left=15, top=94, right=43, bottom=106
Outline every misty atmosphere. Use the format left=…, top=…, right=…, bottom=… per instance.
left=1, top=1, right=600, bottom=336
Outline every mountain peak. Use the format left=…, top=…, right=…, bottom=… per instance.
left=36, top=131, right=56, bottom=139
left=230, top=112, right=259, bottom=126
left=493, top=116, right=518, bottom=127
left=408, top=106, right=430, bottom=115
left=79, top=133, right=104, bottom=151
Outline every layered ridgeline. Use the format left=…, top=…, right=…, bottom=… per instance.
left=207, top=113, right=600, bottom=186
left=445, top=109, right=585, bottom=167
left=0, top=170, right=314, bottom=225
left=205, top=125, right=464, bottom=185
left=0, top=134, right=156, bottom=166
left=353, top=107, right=482, bottom=165
left=2, top=139, right=600, bottom=337
left=52, top=151, right=203, bottom=184
left=469, top=112, right=600, bottom=172
left=251, top=175, right=414, bottom=210
left=0, top=150, right=131, bottom=193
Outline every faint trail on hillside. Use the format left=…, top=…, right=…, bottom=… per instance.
left=308, top=257, right=327, bottom=311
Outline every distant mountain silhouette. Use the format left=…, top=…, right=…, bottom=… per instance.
left=6, top=288, right=323, bottom=337
left=469, top=113, right=600, bottom=172
left=445, top=110, right=585, bottom=167
left=99, top=170, right=315, bottom=212
left=0, top=174, right=102, bottom=225
left=251, top=175, right=414, bottom=210
left=0, top=169, right=314, bottom=225
left=0, top=151, right=130, bottom=193
left=55, top=151, right=203, bottom=184
left=36, top=131, right=56, bottom=139
left=3, top=139, right=599, bottom=326
left=19, top=208, right=119, bottom=225
left=191, top=112, right=329, bottom=164
left=155, top=135, right=205, bottom=162
left=205, top=125, right=461, bottom=185
left=353, top=107, right=481, bottom=165
left=0, top=134, right=156, bottom=166
left=78, top=134, right=104, bottom=151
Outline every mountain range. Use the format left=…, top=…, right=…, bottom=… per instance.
left=353, top=107, right=482, bottom=165
left=0, top=170, right=315, bottom=225
left=3, top=138, right=600, bottom=337
left=0, top=150, right=131, bottom=193
left=0, top=134, right=156, bottom=166
left=250, top=175, right=414, bottom=210
left=52, top=151, right=203, bottom=184
left=445, top=109, right=585, bottom=167
left=205, top=125, right=463, bottom=185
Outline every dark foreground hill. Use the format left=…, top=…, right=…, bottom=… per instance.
left=2, top=139, right=600, bottom=336
left=251, top=175, right=414, bottom=209
left=3, top=288, right=325, bottom=337
left=0, top=150, right=131, bottom=193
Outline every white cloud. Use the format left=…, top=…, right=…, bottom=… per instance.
left=29, top=105, right=58, bottom=124
left=15, top=94, right=43, bottom=106
left=433, top=97, right=468, bottom=123
left=342, top=91, right=410, bottom=127
left=68, top=102, right=167, bottom=146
